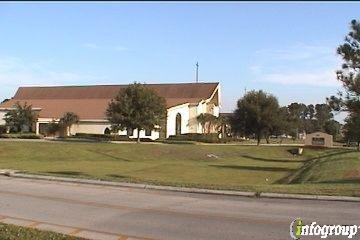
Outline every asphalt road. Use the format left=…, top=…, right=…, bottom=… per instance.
left=0, top=176, right=359, bottom=240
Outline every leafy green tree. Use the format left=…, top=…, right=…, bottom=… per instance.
left=269, top=106, right=292, bottom=141
left=4, top=102, right=37, bottom=133
left=314, top=104, right=333, bottom=131
left=59, top=112, right=79, bottom=136
left=343, top=113, right=360, bottom=150
left=324, top=119, right=341, bottom=140
left=287, top=103, right=306, bottom=138
left=231, top=90, right=280, bottom=145
left=307, top=104, right=315, bottom=119
left=106, top=83, right=167, bottom=143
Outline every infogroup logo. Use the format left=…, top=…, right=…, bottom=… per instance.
left=290, top=218, right=359, bottom=239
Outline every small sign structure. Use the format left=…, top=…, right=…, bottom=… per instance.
left=305, top=131, right=333, bottom=148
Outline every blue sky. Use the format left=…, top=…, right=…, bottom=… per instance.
left=0, top=2, right=358, bottom=120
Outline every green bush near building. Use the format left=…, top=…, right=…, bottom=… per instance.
left=168, top=133, right=227, bottom=143
left=0, top=133, right=43, bottom=139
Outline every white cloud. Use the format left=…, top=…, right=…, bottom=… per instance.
left=0, top=56, right=106, bottom=90
left=250, top=43, right=342, bottom=87
left=261, top=70, right=339, bottom=87
left=253, top=43, right=335, bottom=61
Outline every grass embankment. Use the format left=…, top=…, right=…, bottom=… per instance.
left=0, top=223, right=84, bottom=240
left=0, top=141, right=358, bottom=196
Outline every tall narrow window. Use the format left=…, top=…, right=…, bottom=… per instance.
left=127, top=128, right=134, bottom=136
left=145, top=129, right=152, bottom=136
left=175, top=113, right=182, bottom=135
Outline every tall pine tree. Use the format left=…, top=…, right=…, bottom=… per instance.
left=328, top=19, right=360, bottom=148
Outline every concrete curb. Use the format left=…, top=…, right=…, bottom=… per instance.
left=1, top=170, right=359, bottom=202
left=259, top=192, right=360, bottom=202
left=1, top=171, right=256, bottom=198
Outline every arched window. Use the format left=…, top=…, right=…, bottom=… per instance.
left=175, top=113, right=182, bottom=135
left=104, top=127, right=111, bottom=135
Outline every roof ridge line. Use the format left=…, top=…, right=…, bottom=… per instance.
left=18, top=82, right=220, bottom=88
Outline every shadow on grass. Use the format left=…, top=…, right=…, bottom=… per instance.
left=240, top=154, right=305, bottom=163
left=317, top=178, right=360, bottom=184
left=305, top=149, right=358, bottom=161
left=87, top=150, right=132, bottom=162
left=106, top=174, right=129, bottom=179
left=241, top=149, right=357, bottom=164
left=210, top=164, right=295, bottom=172
left=278, top=149, right=359, bottom=185
left=44, top=171, right=90, bottom=177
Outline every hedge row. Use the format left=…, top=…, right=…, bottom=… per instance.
left=168, top=133, right=228, bottom=143
left=0, top=125, right=6, bottom=134
left=0, top=133, right=43, bottom=139
left=73, top=133, right=155, bottom=142
left=74, top=133, right=227, bottom=143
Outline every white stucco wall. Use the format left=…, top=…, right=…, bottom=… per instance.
left=70, top=122, right=159, bottom=140
left=70, top=122, right=112, bottom=135
left=0, top=111, right=6, bottom=125
left=128, top=129, right=160, bottom=141
left=213, top=105, right=220, bottom=117
left=166, top=104, right=190, bottom=138
left=195, top=101, right=209, bottom=133
left=188, top=105, right=199, bottom=134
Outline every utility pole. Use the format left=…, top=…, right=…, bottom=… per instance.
left=195, top=62, right=199, bottom=83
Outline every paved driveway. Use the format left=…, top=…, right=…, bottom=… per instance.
left=0, top=176, right=359, bottom=240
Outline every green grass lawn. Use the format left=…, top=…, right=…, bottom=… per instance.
left=0, top=141, right=359, bottom=196
left=0, top=223, right=84, bottom=240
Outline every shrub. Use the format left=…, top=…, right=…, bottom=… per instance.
left=74, top=133, right=154, bottom=142
left=45, top=122, right=61, bottom=135
left=0, top=133, right=42, bottom=139
left=168, top=133, right=226, bottom=143
left=0, top=125, right=6, bottom=134
left=158, top=140, right=197, bottom=145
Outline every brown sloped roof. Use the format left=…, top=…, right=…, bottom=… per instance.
left=0, top=82, right=219, bottom=120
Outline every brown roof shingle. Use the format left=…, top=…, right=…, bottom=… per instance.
left=0, top=82, right=219, bottom=120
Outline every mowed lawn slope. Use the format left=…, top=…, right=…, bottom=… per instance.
left=0, top=141, right=359, bottom=196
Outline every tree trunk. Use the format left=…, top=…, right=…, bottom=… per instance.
left=137, top=129, right=140, bottom=143
left=257, top=134, right=261, bottom=146
left=357, top=141, right=359, bottom=151
left=265, top=135, right=270, bottom=144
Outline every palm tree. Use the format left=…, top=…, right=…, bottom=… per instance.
left=59, top=112, right=79, bottom=136
left=197, top=113, right=207, bottom=134
left=206, top=114, right=217, bottom=134
left=215, top=115, right=229, bottom=138
left=197, top=113, right=217, bottom=134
